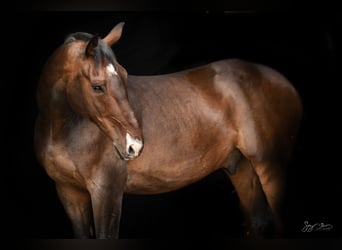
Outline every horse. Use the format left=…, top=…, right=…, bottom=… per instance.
left=34, top=21, right=302, bottom=239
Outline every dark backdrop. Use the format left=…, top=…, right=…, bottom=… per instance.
left=5, top=10, right=341, bottom=239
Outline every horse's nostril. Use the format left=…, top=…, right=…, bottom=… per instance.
left=128, top=145, right=135, bottom=155
left=126, top=133, right=143, bottom=158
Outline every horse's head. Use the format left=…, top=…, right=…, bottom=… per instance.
left=61, top=22, right=143, bottom=160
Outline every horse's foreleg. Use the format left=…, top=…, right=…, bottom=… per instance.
left=55, top=184, right=93, bottom=238
left=90, top=188, right=124, bottom=239
left=87, top=165, right=127, bottom=239
left=225, top=158, right=274, bottom=238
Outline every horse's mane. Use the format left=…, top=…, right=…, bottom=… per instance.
left=64, top=32, right=93, bottom=43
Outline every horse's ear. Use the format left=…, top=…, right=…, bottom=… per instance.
left=102, top=22, right=125, bottom=46
left=86, top=34, right=99, bottom=57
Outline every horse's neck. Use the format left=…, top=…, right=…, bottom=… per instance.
left=37, top=87, right=87, bottom=142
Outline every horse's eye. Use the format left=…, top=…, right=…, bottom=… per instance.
left=92, top=85, right=105, bottom=93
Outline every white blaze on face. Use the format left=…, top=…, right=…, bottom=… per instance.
left=126, top=133, right=143, bottom=158
left=106, top=63, right=118, bottom=76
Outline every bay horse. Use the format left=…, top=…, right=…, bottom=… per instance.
left=34, top=22, right=302, bottom=239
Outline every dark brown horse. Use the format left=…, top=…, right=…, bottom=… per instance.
left=34, top=22, right=302, bottom=239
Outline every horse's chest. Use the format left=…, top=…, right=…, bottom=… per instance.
left=42, top=144, right=86, bottom=187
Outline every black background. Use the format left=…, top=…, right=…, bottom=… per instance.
left=4, top=1, right=341, bottom=243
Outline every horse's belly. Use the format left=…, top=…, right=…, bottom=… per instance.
left=125, top=161, right=212, bottom=194
left=124, top=146, right=231, bottom=194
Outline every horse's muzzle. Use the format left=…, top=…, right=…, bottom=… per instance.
left=125, top=133, right=144, bottom=159
left=113, top=133, right=144, bottom=161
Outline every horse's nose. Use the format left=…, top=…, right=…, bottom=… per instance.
left=125, top=133, right=144, bottom=159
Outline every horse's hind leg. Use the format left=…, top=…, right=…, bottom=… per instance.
left=55, top=184, right=94, bottom=238
left=224, top=158, right=274, bottom=238
left=252, top=160, right=286, bottom=237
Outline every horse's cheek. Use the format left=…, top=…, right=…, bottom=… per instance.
left=66, top=82, right=88, bottom=116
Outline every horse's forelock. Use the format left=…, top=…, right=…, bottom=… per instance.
left=91, top=42, right=117, bottom=75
